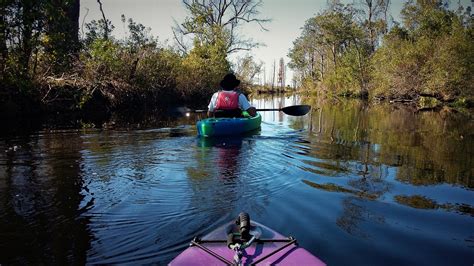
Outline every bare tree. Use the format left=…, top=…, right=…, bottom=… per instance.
left=277, top=58, right=285, bottom=89
left=97, top=0, right=111, bottom=40
left=272, top=59, right=276, bottom=90
left=173, top=0, right=270, bottom=54
left=357, top=0, right=391, bottom=51
left=235, top=54, right=263, bottom=86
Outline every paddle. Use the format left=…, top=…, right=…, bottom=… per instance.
left=257, top=105, right=311, bottom=116
left=190, top=105, right=311, bottom=116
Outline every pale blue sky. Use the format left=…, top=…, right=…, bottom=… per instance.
left=81, top=0, right=471, bottom=84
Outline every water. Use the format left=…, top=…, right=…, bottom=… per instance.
left=0, top=95, right=473, bottom=265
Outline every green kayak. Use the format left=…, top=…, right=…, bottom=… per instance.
left=197, top=112, right=262, bottom=137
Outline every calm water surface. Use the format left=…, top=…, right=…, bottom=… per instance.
left=1, top=95, right=473, bottom=265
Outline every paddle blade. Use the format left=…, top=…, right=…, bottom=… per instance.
left=281, top=105, right=311, bottom=116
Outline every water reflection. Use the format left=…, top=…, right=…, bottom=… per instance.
left=302, top=180, right=379, bottom=200
left=336, top=197, right=386, bottom=239
left=0, top=133, right=92, bottom=264
left=395, top=194, right=474, bottom=216
left=198, top=137, right=244, bottom=180
left=1, top=95, right=473, bottom=265
left=303, top=99, right=473, bottom=189
left=253, top=95, right=473, bottom=264
left=283, top=97, right=473, bottom=190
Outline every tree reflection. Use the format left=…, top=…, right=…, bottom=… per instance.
left=185, top=137, right=246, bottom=215
left=303, top=97, right=473, bottom=188
left=0, top=133, right=92, bottom=264
left=294, top=96, right=474, bottom=236
left=336, top=198, right=386, bottom=238
left=395, top=195, right=474, bottom=217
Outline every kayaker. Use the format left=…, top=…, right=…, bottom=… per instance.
left=207, top=73, right=257, bottom=118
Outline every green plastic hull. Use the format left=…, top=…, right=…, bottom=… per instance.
left=197, top=113, right=262, bottom=137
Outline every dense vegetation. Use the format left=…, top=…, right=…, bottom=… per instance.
left=288, top=0, right=473, bottom=106
left=0, top=0, right=266, bottom=118
left=2, top=0, right=472, bottom=120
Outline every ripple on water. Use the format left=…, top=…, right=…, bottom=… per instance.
left=2, top=99, right=474, bottom=265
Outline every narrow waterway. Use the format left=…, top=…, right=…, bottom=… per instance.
left=1, top=95, right=473, bottom=265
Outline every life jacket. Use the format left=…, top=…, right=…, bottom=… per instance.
left=215, top=90, right=239, bottom=110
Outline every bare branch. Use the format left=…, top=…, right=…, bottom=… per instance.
left=81, top=7, right=90, bottom=37
left=172, top=18, right=190, bottom=54
left=175, top=0, right=269, bottom=55
left=97, top=0, right=110, bottom=39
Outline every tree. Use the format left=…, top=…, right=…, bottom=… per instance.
left=356, top=0, right=390, bottom=51
left=234, top=54, right=263, bottom=87
left=96, top=0, right=110, bottom=40
left=371, top=0, right=474, bottom=100
left=277, top=58, right=285, bottom=89
left=288, top=3, right=369, bottom=94
left=2, top=0, right=46, bottom=79
left=83, top=0, right=116, bottom=46
left=173, top=0, right=269, bottom=55
left=84, top=19, right=115, bottom=46
left=43, top=0, right=81, bottom=71
left=400, top=0, right=452, bottom=36
left=178, top=39, right=230, bottom=104
left=121, top=15, right=155, bottom=52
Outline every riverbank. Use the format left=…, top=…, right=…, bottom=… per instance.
left=286, top=2, right=473, bottom=106
left=0, top=73, right=210, bottom=123
left=251, top=86, right=474, bottom=111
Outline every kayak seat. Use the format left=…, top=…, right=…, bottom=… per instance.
left=214, top=109, right=243, bottom=118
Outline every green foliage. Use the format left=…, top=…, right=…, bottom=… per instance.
left=371, top=1, right=474, bottom=100
left=178, top=40, right=230, bottom=104
left=290, top=0, right=473, bottom=103
left=289, top=3, right=370, bottom=96
left=84, top=19, right=115, bottom=46
left=326, top=46, right=369, bottom=97
left=42, top=0, right=80, bottom=72
left=121, top=15, right=156, bottom=53
left=2, top=0, right=46, bottom=80
left=2, top=0, right=79, bottom=90
left=82, top=39, right=124, bottom=80
left=450, top=97, right=473, bottom=108
left=234, top=55, right=263, bottom=89
left=1, top=0, right=243, bottom=115
left=370, top=36, right=427, bottom=98
left=132, top=48, right=181, bottom=95
left=418, top=96, right=441, bottom=109
left=401, top=0, right=452, bottom=37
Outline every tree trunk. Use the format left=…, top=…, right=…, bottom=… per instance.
left=367, top=0, right=375, bottom=52
left=320, top=54, right=325, bottom=81
left=45, top=0, right=80, bottom=71
left=67, top=0, right=80, bottom=55
left=332, top=44, right=337, bottom=69
left=353, top=41, right=367, bottom=96
left=20, top=0, right=35, bottom=76
left=0, top=6, right=7, bottom=77
left=97, top=0, right=109, bottom=40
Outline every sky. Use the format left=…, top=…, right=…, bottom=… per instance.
left=80, top=0, right=472, bottom=84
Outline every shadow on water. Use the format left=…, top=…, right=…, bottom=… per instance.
left=0, top=133, right=93, bottom=264
left=0, top=108, right=197, bottom=138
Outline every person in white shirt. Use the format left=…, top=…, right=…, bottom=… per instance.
left=207, top=73, right=257, bottom=118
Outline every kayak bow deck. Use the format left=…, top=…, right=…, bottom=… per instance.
left=197, top=113, right=262, bottom=137
left=170, top=213, right=325, bottom=266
